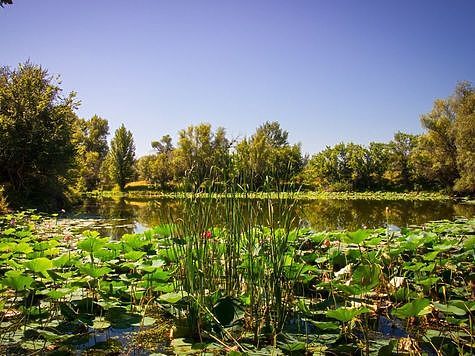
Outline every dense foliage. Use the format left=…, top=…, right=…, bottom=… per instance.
left=174, top=123, right=231, bottom=191
left=303, top=83, right=474, bottom=195
left=415, top=81, right=475, bottom=193
left=0, top=63, right=78, bottom=208
left=235, top=121, right=305, bottom=190
left=136, top=121, right=303, bottom=192
left=134, top=85, right=474, bottom=195
left=0, top=62, right=473, bottom=209
left=71, top=115, right=109, bottom=192
left=302, top=133, right=420, bottom=192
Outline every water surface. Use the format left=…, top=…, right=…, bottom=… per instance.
left=68, top=197, right=474, bottom=238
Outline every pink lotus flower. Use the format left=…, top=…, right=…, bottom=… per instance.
left=201, top=230, right=212, bottom=239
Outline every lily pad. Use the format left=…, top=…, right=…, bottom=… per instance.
left=433, top=302, right=466, bottom=316
left=24, top=257, right=53, bottom=276
left=326, top=307, right=370, bottom=322
left=93, top=317, right=111, bottom=330
left=392, top=298, right=432, bottom=319
left=159, top=291, right=188, bottom=304
left=1, top=270, right=34, bottom=291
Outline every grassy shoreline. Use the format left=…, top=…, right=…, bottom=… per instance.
left=86, top=189, right=457, bottom=201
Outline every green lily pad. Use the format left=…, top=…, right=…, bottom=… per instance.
left=77, top=233, right=108, bottom=253
left=416, top=276, right=440, bottom=288
left=159, top=291, right=188, bottom=304
left=121, top=233, right=148, bottom=250
left=433, top=302, right=466, bottom=316
left=124, top=250, right=146, bottom=261
left=309, top=320, right=340, bottom=331
left=93, top=317, right=111, bottom=330
left=132, top=316, right=156, bottom=327
left=24, top=257, right=53, bottom=275
left=392, top=298, right=432, bottom=319
left=1, top=270, right=34, bottom=291
left=79, top=263, right=112, bottom=278
left=352, top=263, right=381, bottom=290
left=326, top=306, right=370, bottom=322
left=344, top=230, right=371, bottom=244
left=12, top=242, right=33, bottom=254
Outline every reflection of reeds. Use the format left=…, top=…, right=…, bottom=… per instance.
left=82, top=191, right=474, bottom=235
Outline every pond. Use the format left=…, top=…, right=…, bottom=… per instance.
left=1, top=200, right=473, bottom=354
left=68, top=196, right=475, bottom=238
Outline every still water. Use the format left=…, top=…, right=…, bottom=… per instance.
left=68, top=197, right=475, bottom=239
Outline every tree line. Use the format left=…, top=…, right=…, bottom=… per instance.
left=0, top=63, right=473, bottom=209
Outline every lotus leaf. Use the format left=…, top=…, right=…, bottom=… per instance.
left=326, top=306, right=370, bottom=322
left=310, top=320, right=340, bottom=331
left=93, top=317, right=111, bottom=330
left=79, top=263, right=112, bottom=278
left=12, top=242, right=33, bottom=254
left=132, top=316, right=156, bottom=327
left=24, top=257, right=53, bottom=276
left=352, top=263, right=381, bottom=290
left=77, top=234, right=108, bottom=253
left=343, top=230, right=371, bottom=244
left=415, top=276, right=440, bottom=288
left=124, top=250, right=146, bottom=261
left=121, top=233, right=148, bottom=250
left=1, top=270, right=34, bottom=291
left=392, top=298, right=432, bottom=319
left=433, top=302, right=466, bottom=316
left=159, top=291, right=188, bottom=304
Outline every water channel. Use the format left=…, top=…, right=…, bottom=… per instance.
left=66, top=196, right=475, bottom=239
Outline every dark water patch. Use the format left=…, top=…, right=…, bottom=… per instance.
left=377, top=316, right=407, bottom=337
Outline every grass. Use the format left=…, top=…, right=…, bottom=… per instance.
left=88, top=187, right=453, bottom=201
left=0, top=201, right=474, bottom=354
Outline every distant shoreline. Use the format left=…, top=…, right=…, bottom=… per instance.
left=85, top=190, right=463, bottom=202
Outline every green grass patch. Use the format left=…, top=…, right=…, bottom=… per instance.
left=88, top=188, right=453, bottom=201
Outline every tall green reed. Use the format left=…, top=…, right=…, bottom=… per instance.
left=168, top=174, right=305, bottom=345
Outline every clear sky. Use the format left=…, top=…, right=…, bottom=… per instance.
left=1, top=0, right=474, bottom=157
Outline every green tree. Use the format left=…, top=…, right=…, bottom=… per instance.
left=452, top=82, right=475, bottom=194
left=415, top=98, right=458, bottom=188
left=173, top=123, right=231, bottom=191
left=383, top=132, right=418, bottom=190
left=107, top=124, right=136, bottom=191
left=72, top=115, right=109, bottom=191
left=137, top=135, right=175, bottom=189
left=151, top=134, right=173, bottom=153
left=367, top=142, right=391, bottom=190
left=235, top=121, right=304, bottom=189
left=303, top=143, right=370, bottom=191
left=0, top=62, right=77, bottom=207
left=412, top=81, right=474, bottom=193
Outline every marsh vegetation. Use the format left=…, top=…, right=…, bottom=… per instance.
left=0, top=62, right=473, bottom=355
left=0, top=194, right=474, bottom=355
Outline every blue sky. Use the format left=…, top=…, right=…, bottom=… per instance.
left=1, top=0, right=474, bottom=157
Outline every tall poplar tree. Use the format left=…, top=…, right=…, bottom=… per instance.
left=107, top=124, right=135, bottom=191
